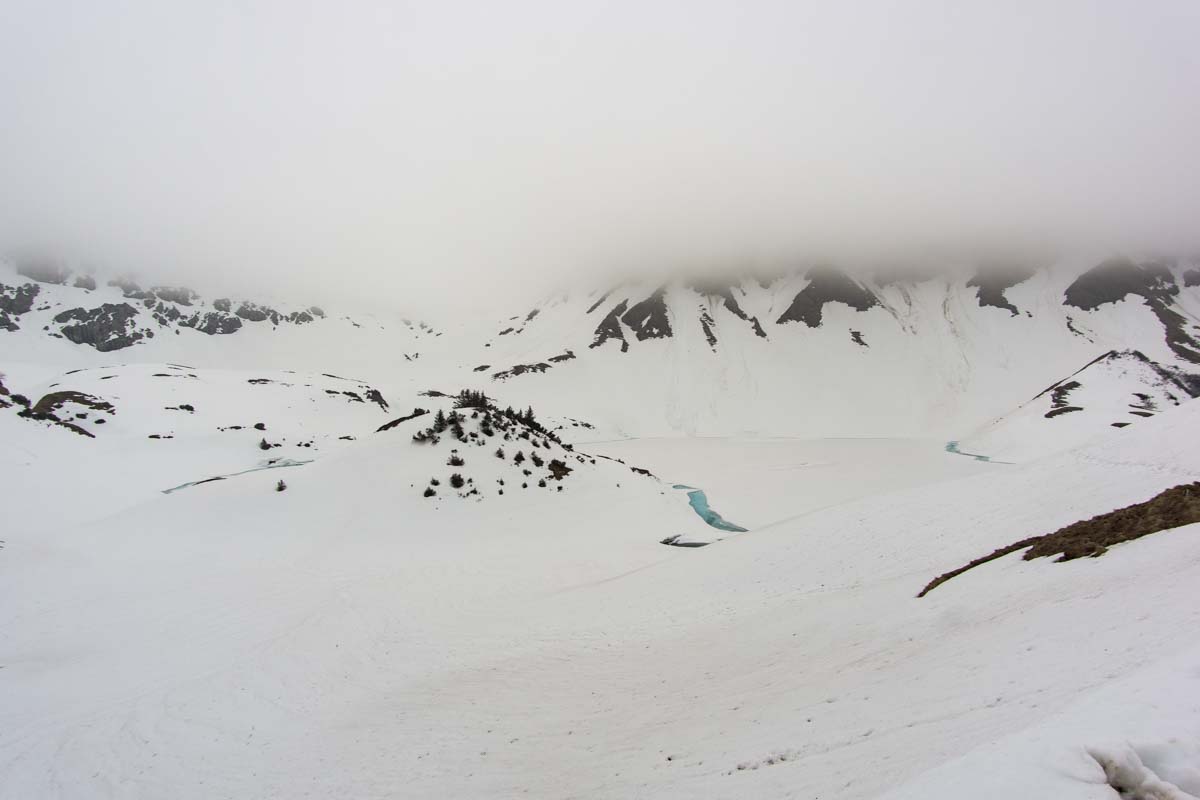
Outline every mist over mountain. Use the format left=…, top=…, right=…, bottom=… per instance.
left=3, top=2, right=1200, bottom=312
left=6, top=4, right=1200, bottom=800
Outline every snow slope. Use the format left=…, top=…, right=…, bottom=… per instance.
left=464, top=258, right=1200, bottom=442
left=2, top=380, right=1198, bottom=798
left=7, top=256, right=1200, bottom=452
left=960, top=348, right=1200, bottom=462
left=0, top=363, right=403, bottom=534
left=5, top=254, right=1200, bottom=798
left=0, top=258, right=440, bottom=380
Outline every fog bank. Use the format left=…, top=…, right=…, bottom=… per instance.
left=2, top=1, right=1199, bottom=313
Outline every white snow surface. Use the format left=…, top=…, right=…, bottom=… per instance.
left=4, top=259, right=1200, bottom=798
left=468, top=264, right=1200, bottom=440
left=3, top=382, right=1200, bottom=797
left=960, top=349, right=1199, bottom=462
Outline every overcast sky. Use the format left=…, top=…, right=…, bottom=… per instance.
left=2, top=1, right=1199, bottom=313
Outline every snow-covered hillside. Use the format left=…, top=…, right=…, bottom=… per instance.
left=0, top=259, right=439, bottom=378
left=2, top=352, right=1199, bottom=799
left=6, top=255, right=1200, bottom=451
left=959, top=349, right=1200, bottom=461
left=469, top=258, right=1200, bottom=441
left=4, top=253, right=1200, bottom=799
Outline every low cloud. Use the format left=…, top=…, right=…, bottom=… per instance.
left=3, top=2, right=1199, bottom=314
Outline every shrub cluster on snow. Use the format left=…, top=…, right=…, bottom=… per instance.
left=411, top=390, right=579, bottom=499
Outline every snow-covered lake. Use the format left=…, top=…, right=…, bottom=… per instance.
left=585, top=437, right=1002, bottom=529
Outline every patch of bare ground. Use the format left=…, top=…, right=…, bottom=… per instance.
left=918, top=482, right=1200, bottom=597
left=15, top=390, right=116, bottom=437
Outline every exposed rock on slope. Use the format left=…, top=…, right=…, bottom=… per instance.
left=959, top=350, right=1200, bottom=461
left=1063, top=258, right=1178, bottom=310
left=776, top=268, right=880, bottom=327
left=389, top=390, right=657, bottom=500
left=18, top=390, right=116, bottom=437
left=691, top=282, right=768, bottom=348
left=468, top=259, right=1200, bottom=439
left=1064, top=258, right=1200, bottom=364
left=918, top=481, right=1200, bottom=597
left=0, top=282, right=39, bottom=330
left=54, top=303, right=148, bottom=351
left=621, top=290, right=673, bottom=341
left=590, top=300, right=630, bottom=351
left=967, top=266, right=1035, bottom=315
left=0, top=260, right=437, bottom=354
left=6, top=363, right=393, bottom=453
left=183, top=312, right=243, bottom=336
left=588, top=290, right=674, bottom=350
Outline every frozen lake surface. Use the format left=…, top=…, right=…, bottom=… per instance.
left=586, top=437, right=1002, bottom=529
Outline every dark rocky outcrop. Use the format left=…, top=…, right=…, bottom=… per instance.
left=714, top=287, right=768, bottom=338
left=1064, top=260, right=1200, bottom=364
left=181, top=311, right=243, bottom=335
left=967, top=267, right=1034, bottom=315
left=590, top=291, right=676, bottom=349
left=1063, top=258, right=1177, bottom=310
left=236, top=303, right=270, bottom=322
left=493, top=362, right=551, bottom=381
left=53, top=303, right=145, bottom=351
left=1047, top=380, right=1081, bottom=412
left=1184, top=269, right=1200, bottom=288
left=622, top=290, right=673, bottom=341
left=699, top=310, right=718, bottom=350
left=777, top=268, right=879, bottom=328
left=5, top=265, right=421, bottom=350
left=0, top=282, right=40, bottom=331
left=1151, top=303, right=1200, bottom=365
left=1027, top=351, right=1200, bottom=416
left=364, top=388, right=388, bottom=411
left=660, top=534, right=708, bottom=548
left=0, top=372, right=16, bottom=408
left=235, top=302, right=280, bottom=323
left=918, top=482, right=1200, bottom=597
left=590, top=300, right=630, bottom=351
left=493, top=350, right=576, bottom=381
left=18, top=390, right=116, bottom=437
left=1140, top=354, right=1200, bottom=397
left=152, top=303, right=184, bottom=325
left=376, top=407, right=428, bottom=433
left=690, top=282, right=768, bottom=346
